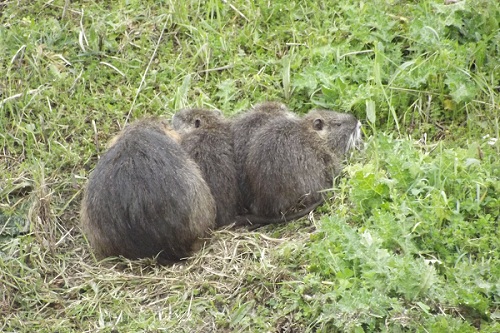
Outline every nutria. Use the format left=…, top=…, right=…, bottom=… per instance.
left=80, top=117, right=216, bottom=264
left=243, top=109, right=362, bottom=222
left=171, top=108, right=241, bottom=228
left=231, top=102, right=297, bottom=212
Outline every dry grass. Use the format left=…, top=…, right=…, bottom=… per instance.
left=2, top=188, right=319, bottom=332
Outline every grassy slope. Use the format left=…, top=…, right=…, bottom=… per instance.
left=1, top=0, right=499, bottom=332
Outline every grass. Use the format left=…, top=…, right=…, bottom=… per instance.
left=1, top=0, right=499, bottom=331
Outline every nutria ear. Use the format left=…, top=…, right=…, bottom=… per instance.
left=313, top=118, right=324, bottom=131
left=213, top=109, right=223, bottom=116
left=194, top=118, right=202, bottom=128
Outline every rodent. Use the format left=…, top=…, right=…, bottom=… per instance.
left=171, top=108, right=241, bottom=228
left=80, top=117, right=216, bottom=264
left=242, top=109, right=362, bottom=222
left=231, top=101, right=297, bottom=212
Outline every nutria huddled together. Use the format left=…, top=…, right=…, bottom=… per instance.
left=80, top=103, right=362, bottom=264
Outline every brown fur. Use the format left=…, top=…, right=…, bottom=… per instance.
left=231, top=102, right=297, bottom=212
left=244, top=109, right=362, bottom=220
left=172, top=108, right=241, bottom=228
left=80, top=117, right=216, bottom=264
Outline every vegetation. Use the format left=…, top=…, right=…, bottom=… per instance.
left=1, top=0, right=498, bottom=331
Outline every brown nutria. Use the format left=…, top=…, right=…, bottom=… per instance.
left=231, top=101, right=297, bottom=212
left=80, top=117, right=216, bottom=264
left=171, top=108, right=241, bottom=228
left=242, top=109, right=362, bottom=222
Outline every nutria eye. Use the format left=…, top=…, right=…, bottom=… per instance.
left=194, top=119, right=201, bottom=128
left=335, top=122, right=342, bottom=127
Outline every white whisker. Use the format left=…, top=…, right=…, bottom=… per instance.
left=346, top=121, right=363, bottom=153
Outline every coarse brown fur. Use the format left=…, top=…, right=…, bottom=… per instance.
left=244, top=109, right=362, bottom=220
left=80, top=117, right=216, bottom=264
left=172, top=108, right=241, bottom=228
left=231, top=102, right=297, bottom=212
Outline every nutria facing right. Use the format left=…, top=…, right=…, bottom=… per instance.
left=243, top=109, right=362, bottom=221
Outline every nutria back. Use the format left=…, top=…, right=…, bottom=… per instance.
left=231, top=102, right=297, bottom=212
left=80, top=118, right=216, bottom=264
left=172, top=108, right=240, bottom=228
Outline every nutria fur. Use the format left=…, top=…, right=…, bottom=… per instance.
left=231, top=102, right=297, bottom=212
left=80, top=117, right=216, bottom=264
left=244, top=109, right=362, bottom=220
left=172, top=108, right=241, bottom=228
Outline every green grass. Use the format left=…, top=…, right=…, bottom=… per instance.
left=1, top=0, right=499, bottom=331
